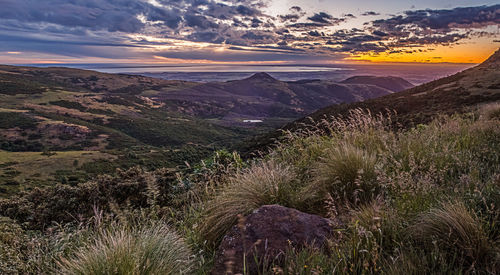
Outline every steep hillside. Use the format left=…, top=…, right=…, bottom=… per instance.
left=309, top=49, right=500, bottom=126
left=243, top=48, right=500, bottom=155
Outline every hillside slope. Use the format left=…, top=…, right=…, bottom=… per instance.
left=340, top=76, right=414, bottom=92
left=242, top=48, right=500, bottom=155
left=156, top=72, right=411, bottom=124
left=0, top=65, right=408, bottom=194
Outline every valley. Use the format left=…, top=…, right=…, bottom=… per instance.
left=0, top=65, right=410, bottom=195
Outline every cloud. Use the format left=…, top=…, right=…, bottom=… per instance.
left=0, top=1, right=497, bottom=63
left=361, top=11, right=380, bottom=16
left=0, top=0, right=152, bottom=33
left=184, top=14, right=219, bottom=29
left=372, top=5, right=500, bottom=31
left=307, top=12, right=344, bottom=25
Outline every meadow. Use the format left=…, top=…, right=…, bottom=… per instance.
left=1, top=103, right=499, bottom=274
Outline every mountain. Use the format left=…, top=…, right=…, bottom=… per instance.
left=242, top=48, right=500, bottom=155
left=155, top=72, right=411, bottom=126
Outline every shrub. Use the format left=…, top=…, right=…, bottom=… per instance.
left=58, top=221, right=193, bottom=275
left=0, top=167, right=182, bottom=229
left=409, top=201, right=499, bottom=272
left=199, top=161, right=299, bottom=244
left=307, top=143, right=379, bottom=206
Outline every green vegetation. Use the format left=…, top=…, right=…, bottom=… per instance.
left=0, top=104, right=499, bottom=274
left=200, top=161, right=302, bottom=244
left=0, top=150, right=116, bottom=196
left=0, top=112, right=38, bottom=129
left=59, top=221, right=193, bottom=275
left=49, top=100, right=88, bottom=111
left=0, top=75, right=46, bottom=95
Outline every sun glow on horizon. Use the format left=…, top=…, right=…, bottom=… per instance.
left=347, top=38, right=499, bottom=64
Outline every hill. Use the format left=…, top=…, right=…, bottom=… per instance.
left=1, top=79, right=499, bottom=274
left=0, top=65, right=406, bottom=195
left=156, top=72, right=410, bottom=126
left=242, top=48, right=500, bottom=155
left=340, top=75, right=414, bottom=92
left=0, top=65, right=242, bottom=194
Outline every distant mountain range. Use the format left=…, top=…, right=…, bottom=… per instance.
left=155, top=72, right=412, bottom=126
left=242, top=49, right=500, bottom=155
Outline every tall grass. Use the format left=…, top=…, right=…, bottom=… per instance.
left=2, top=106, right=500, bottom=274
left=308, top=143, right=379, bottom=207
left=199, top=161, right=300, bottom=244
left=58, top=221, right=193, bottom=275
left=409, top=201, right=498, bottom=271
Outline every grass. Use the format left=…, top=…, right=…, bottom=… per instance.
left=58, top=221, right=193, bottom=275
left=309, top=143, right=379, bottom=206
left=410, top=201, right=498, bottom=271
left=199, top=160, right=301, bottom=244
left=1, top=104, right=499, bottom=274
left=0, top=150, right=116, bottom=196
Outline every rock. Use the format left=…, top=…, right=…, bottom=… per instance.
left=211, top=205, right=338, bottom=275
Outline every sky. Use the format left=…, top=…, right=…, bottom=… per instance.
left=0, top=0, right=499, bottom=65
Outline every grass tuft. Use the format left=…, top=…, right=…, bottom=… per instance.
left=199, top=161, right=299, bottom=244
left=308, top=143, right=379, bottom=206
left=58, top=221, right=193, bottom=275
left=409, top=201, right=498, bottom=271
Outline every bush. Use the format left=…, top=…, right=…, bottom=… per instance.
left=0, top=112, right=38, bottom=130
left=199, top=161, right=300, bottom=244
left=0, top=167, right=183, bottom=229
left=409, top=201, right=499, bottom=272
left=58, top=221, right=193, bottom=275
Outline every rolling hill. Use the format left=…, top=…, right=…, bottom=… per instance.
left=242, top=48, right=500, bottom=155
left=156, top=72, right=411, bottom=126
left=0, top=65, right=407, bottom=195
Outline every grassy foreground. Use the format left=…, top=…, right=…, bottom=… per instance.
left=1, top=104, right=499, bottom=274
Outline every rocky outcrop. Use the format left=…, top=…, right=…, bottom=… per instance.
left=211, top=205, right=338, bottom=275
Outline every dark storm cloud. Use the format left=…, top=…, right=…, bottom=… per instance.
left=278, top=6, right=306, bottom=23
left=372, top=30, right=388, bottom=37
left=0, top=0, right=264, bottom=33
left=235, top=5, right=260, bottom=16
left=184, top=14, right=219, bottom=29
left=330, top=4, right=499, bottom=55
left=278, top=14, right=301, bottom=22
left=388, top=33, right=468, bottom=47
